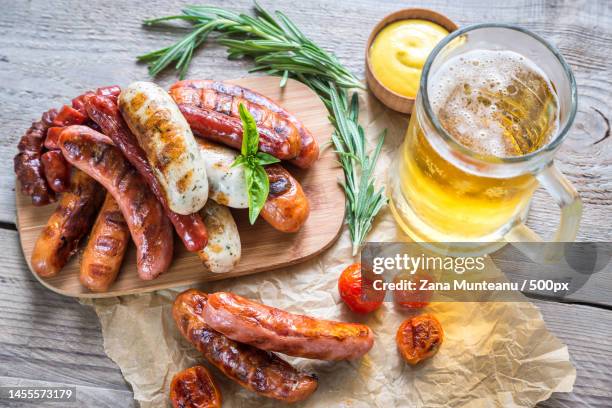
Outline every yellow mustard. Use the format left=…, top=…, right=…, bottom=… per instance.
left=370, top=20, right=449, bottom=98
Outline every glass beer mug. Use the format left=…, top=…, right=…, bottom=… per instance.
left=387, top=24, right=582, bottom=253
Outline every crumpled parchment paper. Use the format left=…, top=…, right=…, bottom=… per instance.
left=86, top=89, right=575, bottom=408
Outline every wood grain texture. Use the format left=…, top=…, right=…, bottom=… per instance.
left=0, top=0, right=611, bottom=407
left=15, top=76, right=343, bottom=298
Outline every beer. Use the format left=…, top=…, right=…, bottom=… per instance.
left=390, top=49, right=560, bottom=242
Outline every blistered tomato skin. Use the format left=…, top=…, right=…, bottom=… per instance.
left=338, top=263, right=384, bottom=314
left=396, top=314, right=444, bottom=365
left=170, top=365, right=222, bottom=408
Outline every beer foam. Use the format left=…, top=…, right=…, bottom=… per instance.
left=429, top=50, right=558, bottom=157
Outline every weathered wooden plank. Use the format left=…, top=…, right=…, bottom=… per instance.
left=0, top=377, right=136, bottom=408
left=537, top=301, right=612, bottom=407
left=0, top=227, right=611, bottom=407
left=0, top=229, right=131, bottom=404
left=0, top=0, right=610, bottom=241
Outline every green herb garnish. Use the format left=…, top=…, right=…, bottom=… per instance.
left=232, top=103, right=279, bottom=224
left=140, top=2, right=387, bottom=254
left=138, top=1, right=362, bottom=89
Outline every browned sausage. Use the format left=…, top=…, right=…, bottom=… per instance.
left=263, top=164, right=309, bottom=232
left=83, top=93, right=208, bottom=252
left=53, top=105, right=88, bottom=127
left=170, top=366, right=222, bottom=408
left=202, top=292, right=374, bottom=361
left=170, top=80, right=318, bottom=168
left=173, top=289, right=318, bottom=403
left=31, top=168, right=104, bottom=277
left=80, top=193, right=130, bottom=292
left=40, top=150, right=71, bottom=193
left=58, top=125, right=173, bottom=280
left=14, top=109, right=58, bottom=206
left=178, top=104, right=298, bottom=161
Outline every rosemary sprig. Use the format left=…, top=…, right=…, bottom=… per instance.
left=140, top=2, right=386, bottom=255
left=139, top=2, right=362, bottom=89
left=329, top=86, right=387, bottom=255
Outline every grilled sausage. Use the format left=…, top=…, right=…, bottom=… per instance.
left=84, top=93, right=208, bottom=252
left=197, top=139, right=248, bottom=208
left=119, top=81, right=208, bottom=215
left=198, top=201, right=240, bottom=273
left=53, top=105, right=88, bottom=127
left=170, top=79, right=318, bottom=168
left=14, top=109, right=58, bottom=206
left=31, top=168, right=104, bottom=277
left=170, top=366, right=222, bottom=408
left=197, top=139, right=309, bottom=232
left=41, top=150, right=71, bottom=193
left=263, top=164, right=309, bottom=233
left=174, top=289, right=318, bottom=403
left=177, top=104, right=299, bottom=161
left=58, top=125, right=173, bottom=280
left=203, top=292, right=374, bottom=361
left=80, top=193, right=130, bottom=292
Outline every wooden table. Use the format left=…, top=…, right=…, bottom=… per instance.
left=1, top=0, right=610, bottom=406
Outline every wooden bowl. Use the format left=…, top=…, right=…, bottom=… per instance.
left=365, top=8, right=458, bottom=114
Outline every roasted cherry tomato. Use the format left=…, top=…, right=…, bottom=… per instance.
left=396, top=314, right=444, bottom=365
left=393, top=271, right=434, bottom=309
left=170, top=365, right=222, bottom=408
left=338, top=263, right=385, bottom=314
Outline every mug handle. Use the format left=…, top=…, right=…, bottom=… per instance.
left=505, top=162, right=582, bottom=262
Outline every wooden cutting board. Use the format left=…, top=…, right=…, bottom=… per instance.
left=16, top=77, right=344, bottom=298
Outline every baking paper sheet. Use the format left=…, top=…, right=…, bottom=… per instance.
left=87, top=89, right=575, bottom=407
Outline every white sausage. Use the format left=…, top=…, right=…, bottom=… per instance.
left=198, top=201, right=241, bottom=273
left=118, top=81, right=208, bottom=215
left=197, top=139, right=248, bottom=209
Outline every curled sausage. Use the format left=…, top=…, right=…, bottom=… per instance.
left=173, top=289, right=318, bottom=403
left=170, top=79, right=318, bottom=168
left=396, top=314, right=444, bottom=365
left=58, top=125, right=173, bottom=280
left=84, top=93, right=208, bottom=252
left=80, top=193, right=130, bottom=292
left=197, top=140, right=309, bottom=232
left=31, top=168, right=104, bottom=277
left=14, top=109, right=58, bottom=206
left=203, top=292, right=374, bottom=361
left=170, top=366, right=222, bottom=408
left=41, top=150, right=71, bottom=193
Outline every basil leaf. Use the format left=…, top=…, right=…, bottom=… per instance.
left=230, top=155, right=247, bottom=168
left=255, top=151, right=280, bottom=166
left=239, top=103, right=259, bottom=155
left=247, top=165, right=269, bottom=224
left=234, top=102, right=279, bottom=224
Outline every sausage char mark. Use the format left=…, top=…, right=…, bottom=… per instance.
left=58, top=125, right=173, bottom=280
left=31, top=168, right=104, bottom=277
left=173, top=289, right=318, bottom=403
left=202, top=291, right=374, bottom=361
left=84, top=94, right=208, bottom=252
